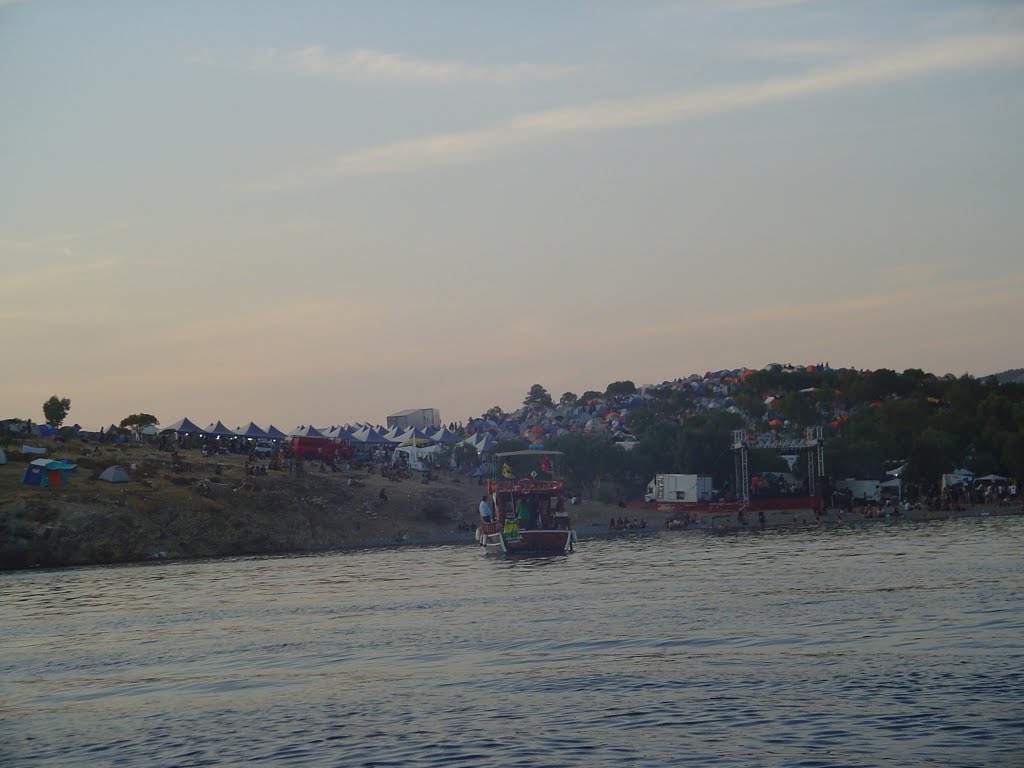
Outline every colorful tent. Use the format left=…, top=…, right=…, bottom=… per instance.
left=22, top=458, right=76, bottom=487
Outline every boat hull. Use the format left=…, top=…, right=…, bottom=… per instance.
left=477, top=527, right=576, bottom=554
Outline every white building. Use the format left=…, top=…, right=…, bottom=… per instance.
left=387, top=408, right=441, bottom=430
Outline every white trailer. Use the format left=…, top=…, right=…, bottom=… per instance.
left=644, top=474, right=714, bottom=503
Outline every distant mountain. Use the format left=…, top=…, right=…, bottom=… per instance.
left=987, top=368, right=1024, bottom=384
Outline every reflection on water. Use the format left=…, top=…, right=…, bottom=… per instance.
left=2, top=517, right=1023, bottom=767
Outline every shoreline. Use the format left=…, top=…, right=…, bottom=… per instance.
left=1, top=439, right=1020, bottom=571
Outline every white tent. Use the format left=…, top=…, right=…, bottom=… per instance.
left=98, top=465, right=130, bottom=483
left=392, top=443, right=443, bottom=471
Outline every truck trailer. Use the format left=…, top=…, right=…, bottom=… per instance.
left=644, top=474, right=714, bottom=503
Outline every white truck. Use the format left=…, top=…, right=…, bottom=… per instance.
left=644, top=474, right=715, bottom=503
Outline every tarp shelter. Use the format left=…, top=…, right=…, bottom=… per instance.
left=98, top=465, right=131, bottom=483
left=974, top=474, right=1008, bottom=483
left=21, top=444, right=47, bottom=455
left=22, top=458, right=76, bottom=487
left=234, top=422, right=270, bottom=439
left=161, top=417, right=206, bottom=434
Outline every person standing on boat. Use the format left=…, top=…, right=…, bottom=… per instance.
left=515, top=497, right=531, bottom=528
left=479, top=495, right=493, bottom=523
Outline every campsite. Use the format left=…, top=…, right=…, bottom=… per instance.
left=0, top=435, right=622, bottom=570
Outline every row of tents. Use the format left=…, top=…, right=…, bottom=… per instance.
left=159, top=419, right=497, bottom=452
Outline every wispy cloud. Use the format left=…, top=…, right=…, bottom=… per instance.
left=737, top=38, right=862, bottom=60
left=0, top=257, right=122, bottom=293
left=188, top=46, right=580, bottom=85
left=251, top=33, right=1024, bottom=188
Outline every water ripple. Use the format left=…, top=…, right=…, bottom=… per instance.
left=1, top=516, right=1022, bottom=767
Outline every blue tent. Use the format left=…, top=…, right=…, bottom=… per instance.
left=22, top=458, right=76, bottom=487
left=204, top=421, right=237, bottom=438
left=352, top=427, right=388, bottom=444
left=162, top=417, right=206, bottom=434
left=234, top=422, right=269, bottom=439
left=265, top=425, right=289, bottom=440
left=431, top=427, right=461, bottom=445
left=289, top=425, right=324, bottom=438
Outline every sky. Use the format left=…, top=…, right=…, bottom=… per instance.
left=2, top=0, right=1022, bottom=431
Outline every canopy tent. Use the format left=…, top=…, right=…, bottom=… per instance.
left=289, top=425, right=325, bottom=438
left=98, top=465, right=131, bottom=483
left=22, top=458, right=77, bottom=487
left=234, top=422, right=270, bottom=439
left=161, top=417, right=206, bottom=434
left=430, top=427, right=461, bottom=445
left=351, top=427, right=388, bottom=444
left=474, top=434, right=497, bottom=454
left=974, top=474, right=1008, bottom=483
left=204, top=421, right=237, bottom=438
left=265, top=425, right=289, bottom=440
left=399, top=437, right=434, bottom=448
left=941, top=473, right=972, bottom=489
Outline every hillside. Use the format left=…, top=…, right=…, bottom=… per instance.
left=989, top=368, right=1024, bottom=384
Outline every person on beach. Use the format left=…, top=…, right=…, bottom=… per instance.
left=479, top=495, right=493, bottom=523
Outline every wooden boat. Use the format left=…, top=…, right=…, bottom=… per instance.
left=476, top=450, right=577, bottom=554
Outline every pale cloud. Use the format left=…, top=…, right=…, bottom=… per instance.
left=737, top=38, right=862, bottom=60
left=189, top=46, right=580, bottom=85
left=0, top=257, right=122, bottom=293
left=661, top=0, right=837, bottom=12
left=253, top=33, right=1024, bottom=187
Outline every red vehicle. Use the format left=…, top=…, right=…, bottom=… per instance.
left=289, top=436, right=353, bottom=461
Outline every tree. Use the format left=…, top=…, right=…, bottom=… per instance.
left=605, top=380, right=637, bottom=398
left=482, top=405, right=505, bottom=422
left=579, top=390, right=602, bottom=404
left=559, top=392, right=579, bottom=406
left=120, top=413, right=160, bottom=439
left=523, top=384, right=553, bottom=408
left=42, top=395, right=71, bottom=428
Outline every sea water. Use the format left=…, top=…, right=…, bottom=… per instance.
left=2, top=516, right=1022, bottom=767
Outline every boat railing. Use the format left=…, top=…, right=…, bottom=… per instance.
left=488, top=478, right=564, bottom=494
